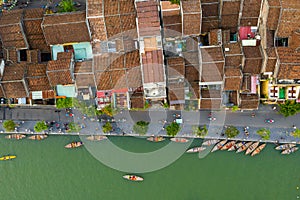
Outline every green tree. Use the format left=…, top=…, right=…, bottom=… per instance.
left=257, top=128, right=271, bottom=140
left=58, top=0, right=76, bottom=13
left=169, top=0, right=180, bottom=5
left=56, top=98, right=73, bottom=109
left=133, top=121, right=149, bottom=135
left=225, top=126, right=240, bottom=138
left=231, top=105, right=239, bottom=112
left=292, top=128, right=300, bottom=138
left=166, top=122, right=180, bottom=137
left=34, top=121, right=48, bottom=133
left=102, top=122, right=112, bottom=133
left=278, top=100, right=300, bottom=117
left=3, top=120, right=16, bottom=132
left=67, top=122, right=81, bottom=133
left=192, top=125, right=208, bottom=137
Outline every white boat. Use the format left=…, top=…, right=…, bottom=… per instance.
left=245, top=142, right=259, bottom=155
left=281, top=147, right=299, bottom=155
left=86, top=135, right=107, bottom=141
left=186, top=146, right=206, bottom=153
left=236, top=142, right=253, bottom=153
left=251, top=144, right=266, bottom=156
left=221, top=141, right=236, bottom=150
left=211, top=140, right=227, bottom=152
left=170, top=138, right=189, bottom=143
left=275, top=143, right=296, bottom=150
left=228, top=142, right=244, bottom=151
left=202, top=139, right=219, bottom=146
left=123, top=175, right=143, bottom=182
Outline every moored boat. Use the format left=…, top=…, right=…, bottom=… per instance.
left=236, top=142, right=253, bottom=153
left=86, top=135, right=108, bottom=141
left=202, top=139, right=219, bottom=146
left=245, top=142, right=260, bottom=155
left=228, top=142, right=244, bottom=151
left=5, top=134, right=26, bottom=140
left=147, top=136, right=165, bottom=142
left=251, top=143, right=266, bottom=156
left=281, top=147, right=299, bottom=155
left=170, top=138, right=189, bottom=143
left=64, top=141, right=83, bottom=149
left=123, top=175, right=143, bottom=182
left=28, top=134, right=48, bottom=140
left=275, top=143, right=296, bottom=150
left=186, top=146, right=206, bottom=153
left=0, top=155, right=16, bottom=161
left=211, top=140, right=227, bottom=152
left=221, top=141, right=236, bottom=150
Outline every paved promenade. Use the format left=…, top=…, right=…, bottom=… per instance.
left=0, top=104, right=299, bottom=144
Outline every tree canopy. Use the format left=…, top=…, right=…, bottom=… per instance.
left=56, top=98, right=73, bottom=109
left=58, top=0, right=76, bottom=13
left=67, top=122, right=81, bottom=133
left=34, top=121, right=48, bottom=133
left=224, top=126, right=240, bottom=138
left=257, top=128, right=271, bottom=140
left=166, top=122, right=180, bottom=137
left=278, top=100, right=300, bottom=117
left=133, top=121, right=149, bottom=135
left=292, top=128, right=300, bottom=138
left=192, top=125, right=208, bottom=137
left=102, top=122, right=113, bottom=133
left=169, top=0, right=180, bottom=5
left=3, top=120, right=16, bottom=132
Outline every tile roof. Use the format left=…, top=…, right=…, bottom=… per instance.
left=240, top=0, right=261, bottom=26
left=224, top=42, right=243, bottom=67
left=88, top=17, right=107, bottom=41
left=0, top=85, right=4, bottom=98
left=27, top=76, right=52, bottom=92
left=276, top=47, right=300, bottom=64
left=168, top=87, right=185, bottom=103
left=209, top=29, right=221, bottom=45
left=276, top=47, right=300, bottom=80
left=222, top=1, right=240, bottom=15
left=23, top=8, right=44, bottom=19
left=200, top=99, right=222, bottom=109
left=289, top=30, right=300, bottom=51
left=0, top=10, right=28, bottom=49
left=181, top=0, right=201, bottom=35
left=2, top=64, right=26, bottom=81
left=240, top=18, right=258, bottom=27
left=277, top=8, right=300, bottom=37
left=141, top=50, right=164, bottom=83
left=130, top=89, right=144, bottom=108
left=75, top=74, right=96, bottom=88
left=74, top=61, right=93, bottom=73
left=200, top=47, right=224, bottom=63
left=47, top=60, right=73, bottom=86
left=185, top=65, right=199, bottom=84
left=225, top=55, right=243, bottom=67
left=2, top=82, right=28, bottom=98
left=268, top=0, right=280, bottom=6
left=201, top=19, right=219, bottom=33
left=42, top=12, right=90, bottom=45
left=7, top=49, right=18, bottom=63
left=267, top=7, right=280, bottom=31
left=201, top=63, right=224, bottom=82
left=57, top=52, right=73, bottom=61
left=243, top=46, right=262, bottom=73
left=225, top=67, right=242, bottom=77
left=201, top=89, right=222, bottom=99
left=161, top=1, right=180, bottom=10
left=167, top=57, right=185, bottom=78
left=240, top=94, right=259, bottom=109
left=126, top=67, right=143, bottom=88
left=96, top=71, right=112, bottom=90
left=202, top=3, right=218, bottom=17
left=26, top=50, right=40, bottom=63
left=224, top=68, right=242, bottom=91
left=26, top=63, right=47, bottom=77
left=277, top=64, right=300, bottom=80
left=110, top=69, right=127, bottom=89
left=161, top=2, right=182, bottom=37
left=47, top=60, right=71, bottom=71
left=241, top=74, right=251, bottom=92
left=220, top=15, right=239, bottom=30
left=87, top=0, right=103, bottom=17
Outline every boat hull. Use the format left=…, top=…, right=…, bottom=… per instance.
left=123, top=175, right=143, bottom=182
left=0, top=155, right=16, bottom=161
left=65, top=141, right=83, bottom=149
left=186, top=147, right=206, bottom=153
left=147, top=136, right=165, bottom=142
left=170, top=138, right=189, bottom=143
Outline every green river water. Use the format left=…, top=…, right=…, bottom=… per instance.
left=0, top=135, right=299, bottom=200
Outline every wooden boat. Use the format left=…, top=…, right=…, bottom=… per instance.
left=0, top=155, right=16, bottom=161
left=211, top=140, right=227, bottom=152
left=221, top=141, right=236, bottom=150
left=236, top=142, right=253, bottom=153
left=251, top=144, right=266, bottom=157
left=186, top=146, right=206, bottom=153
left=28, top=134, right=48, bottom=140
left=147, top=136, right=165, bottom=142
left=5, top=134, right=26, bottom=140
left=245, top=142, right=260, bottom=155
left=123, top=175, right=143, bottom=182
left=202, top=139, right=219, bottom=146
left=86, top=135, right=107, bottom=141
left=281, top=147, right=299, bottom=155
left=228, top=142, right=244, bottom=151
left=275, top=143, right=296, bottom=150
left=170, top=138, right=189, bottom=143
left=64, top=141, right=83, bottom=149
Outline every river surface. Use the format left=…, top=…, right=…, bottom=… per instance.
left=0, top=135, right=299, bottom=200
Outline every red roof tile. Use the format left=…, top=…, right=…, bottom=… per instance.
left=200, top=47, right=224, bottom=63
left=200, top=99, right=222, bottom=109
left=87, top=0, right=103, bottom=17
left=182, top=0, right=201, bottom=35
left=142, top=50, right=164, bottom=83
left=240, top=94, right=259, bottom=109
left=267, top=7, right=280, bottom=31
left=201, top=63, right=224, bottom=82
left=277, top=9, right=300, bottom=37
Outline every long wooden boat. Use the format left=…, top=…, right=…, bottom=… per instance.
left=147, top=136, right=165, bottom=142
left=0, top=155, right=16, bottom=161
left=228, top=142, right=244, bottom=151
left=221, top=141, right=236, bottom=150
left=123, top=175, right=143, bottom=182
left=202, top=139, right=219, bottom=146
left=170, top=138, right=189, bottom=143
left=281, top=147, right=299, bottom=155
left=275, top=143, right=296, bottom=150
left=65, top=141, right=83, bottom=149
left=5, top=134, right=26, bottom=140
left=245, top=142, right=260, bottom=155
left=86, top=135, right=107, bottom=141
left=236, top=142, right=253, bottom=153
left=211, top=140, right=227, bottom=152
left=28, top=134, right=48, bottom=140
left=186, top=146, right=206, bottom=153
left=251, top=144, right=266, bottom=157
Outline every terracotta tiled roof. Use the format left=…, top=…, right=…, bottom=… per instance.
left=225, top=55, right=243, bottom=67
left=277, top=64, right=300, bottom=80
left=74, top=61, right=93, bottom=73
left=26, top=63, right=47, bottom=77
left=57, top=52, right=73, bottom=61
left=47, top=60, right=70, bottom=71
left=47, top=60, right=73, bottom=86
left=130, top=89, right=144, bottom=108
left=268, top=0, right=280, bottom=6
left=243, top=46, right=262, bottom=75
left=224, top=68, right=242, bottom=91
left=2, top=82, right=28, bottom=98
left=240, top=94, right=259, bottom=109
left=181, top=0, right=201, bottom=35
left=220, top=15, right=239, bottom=31
left=162, top=1, right=181, bottom=37
left=209, top=29, right=221, bottom=45
left=289, top=30, right=300, bottom=51
left=141, top=50, right=164, bottom=83
left=23, top=8, right=44, bottom=19
left=7, top=49, right=18, bottom=63
left=240, top=0, right=261, bottom=26
left=126, top=67, right=143, bottom=88
left=88, top=17, right=107, bottom=41
left=75, top=74, right=96, bottom=88
left=183, top=52, right=199, bottom=66
left=125, top=50, right=140, bottom=68
left=27, top=76, right=52, bottom=91
left=167, top=57, right=185, bottom=78
left=136, top=0, right=161, bottom=37
left=0, top=10, right=28, bottom=49
left=222, top=1, right=240, bottom=15
left=267, top=7, right=280, bottom=31
left=277, top=47, right=300, bottom=79
left=168, top=87, right=185, bottom=103
left=87, top=0, right=103, bottom=17
left=26, top=50, right=40, bottom=63
left=265, top=48, right=277, bottom=73
left=241, top=74, right=251, bottom=92
left=42, top=12, right=90, bottom=45
left=201, top=63, right=224, bottom=82
left=185, top=65, right=199, bottom=84
left=225, top=67, right=242, bottom=77
left=224, top=42, right=242, bottom=55
left=96, top=71, right=112, bottom=90
left=202, top=3, right=218, bottom=17
left=200, top=47, right=224, bottom=63
left=200, top=99, right=222, bottom=109
left=2, top=64, right=26, bottom=81
left=202, top=19, right=219, bottom=33
left=201, top=89, right=221, bottom=98
left=277, top=8, right=300, bottom=38
left=276, top=47, right=300, bottom=64
left=0, top=85, right=4, bottom=98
